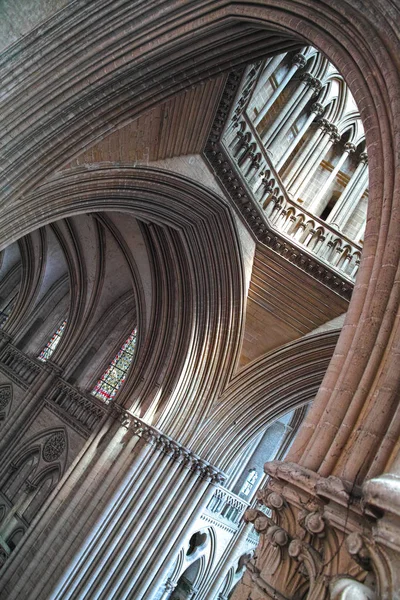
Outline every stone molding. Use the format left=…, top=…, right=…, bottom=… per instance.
left=109, top=404, right=226, bottom=484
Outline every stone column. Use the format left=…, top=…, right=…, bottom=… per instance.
left=307, top=142, right=356, bottom=214
left=158, top=577, right=177, bottom=600
left=326, top=152, right=368, bottom=227
left=288, top=122, right=340, bottom=202
left=275, top=102, right=324, bottom=172
left=283, top=119, right=328, bottom=190
left=0, top=413, right=225, bottom=600
left=260, top=72, right=315, bottom=147
left=251, top=53, right=287, bottom=100
left=145, top=473, right=219, bottom=600
left=268, top=75, right=322, bottom=161
left=254, top=53, right=306, bottom=127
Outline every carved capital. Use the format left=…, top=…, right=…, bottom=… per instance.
left=293, top=53, right=307, bottom=69
left=311, top=102, right=324, bottom=117
left=329, top=126, right=341, bottom=143
left=318, top=118, right=333, bottom=133
left=344, top=142, right=356, bottom=153
left=345, top=533, right=372, bottom=571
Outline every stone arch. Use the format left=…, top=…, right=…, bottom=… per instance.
left=0, top=165, right=245, bottom=446
left=193, top=329, right=340, bottom=470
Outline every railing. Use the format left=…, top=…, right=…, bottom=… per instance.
left=222, top=113, right=362, bottom=282
left=0, top=345, right=41, bottom=387
left=45, top=379, right=108, bottom=435
left=205, top=487, right=249, bottom=525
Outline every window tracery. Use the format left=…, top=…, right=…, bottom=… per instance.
left=91, top=329, right=137, bottom=403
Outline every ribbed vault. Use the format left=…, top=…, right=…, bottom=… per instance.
left=1, top=165, right=245, bottom=446
left=0, top=0, right=398, bottom=482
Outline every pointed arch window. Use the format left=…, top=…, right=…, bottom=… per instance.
left=91, top=329, right=137, bottom=403
left=38, top=320, right=67, bottom=362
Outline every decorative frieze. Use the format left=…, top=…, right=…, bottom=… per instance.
left=45, top=378, right=108, bottom=437
left=205, top=487, right=249, bottom=525
left=0, top=345, right=41, bottom=389
left=109, top=405, right=227, bottom=484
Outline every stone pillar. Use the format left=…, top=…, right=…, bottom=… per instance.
left=326, top=152, right=368, bottom=228
left=268, top=75, right=322, bottom=161
left=251, top=54, right=287, bottom=100
left=275, top=102, right=324, bottom=172
left=254, top=53, right=306, bottom=127
left=283, top=120, right=327, bottom=189
left=260, top=72, right=316, bottom=147
left=145, top=475, right=218, bottom=600
left=0, top=413, right=225, bottom=600
left=158, top=577, right=177, bottom=600
left=288, top=121, right=340, bottom=202
left=308, top=142, right=356, bottom=214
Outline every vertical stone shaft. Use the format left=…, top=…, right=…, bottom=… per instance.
left=307, top=143, right=355, bottom=214
left=254, top=54, right=305, bottom=127
left=326, top=153, right=368, bottom=227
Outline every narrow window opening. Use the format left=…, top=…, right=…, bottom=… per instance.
left=91, top=328, right=137, bottom=403
left=37, top=320, right=67, bottom=362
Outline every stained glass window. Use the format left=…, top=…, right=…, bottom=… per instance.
left=38, top=320, right=67, bottom=362
left=91, top=329, right=137, bottom=403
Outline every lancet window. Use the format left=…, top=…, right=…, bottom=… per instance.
left=239, top=469, right=258, bottom=496
left=91, top=329, right=137, bottom=403
left=37, top=319, right=67, bottom=362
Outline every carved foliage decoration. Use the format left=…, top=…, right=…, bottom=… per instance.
left=233, top=483, right=371, bottom=600
left=0, top=383, right=12, bottom=423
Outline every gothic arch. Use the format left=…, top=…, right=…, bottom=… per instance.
left=0, top=165, right=245, bottom=446
left=0, top=3, right=397, bottom=477
left=194, top=329, right=340, bottom=470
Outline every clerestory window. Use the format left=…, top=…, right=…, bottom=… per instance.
left=91, top=329, right=137, bottom=403
left=38, top=319, right=67, bottom=362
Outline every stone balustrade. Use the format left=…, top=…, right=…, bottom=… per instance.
left=205, top=487, right=249, bottom=525
left=45, top=378, right=108, bottom=436
left=0, top=345, right=41, bottom=388
left=223, top=114, right=362, bottom=282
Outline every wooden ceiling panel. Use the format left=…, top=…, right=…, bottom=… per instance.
left=65, top=76, right=226, bottom=167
